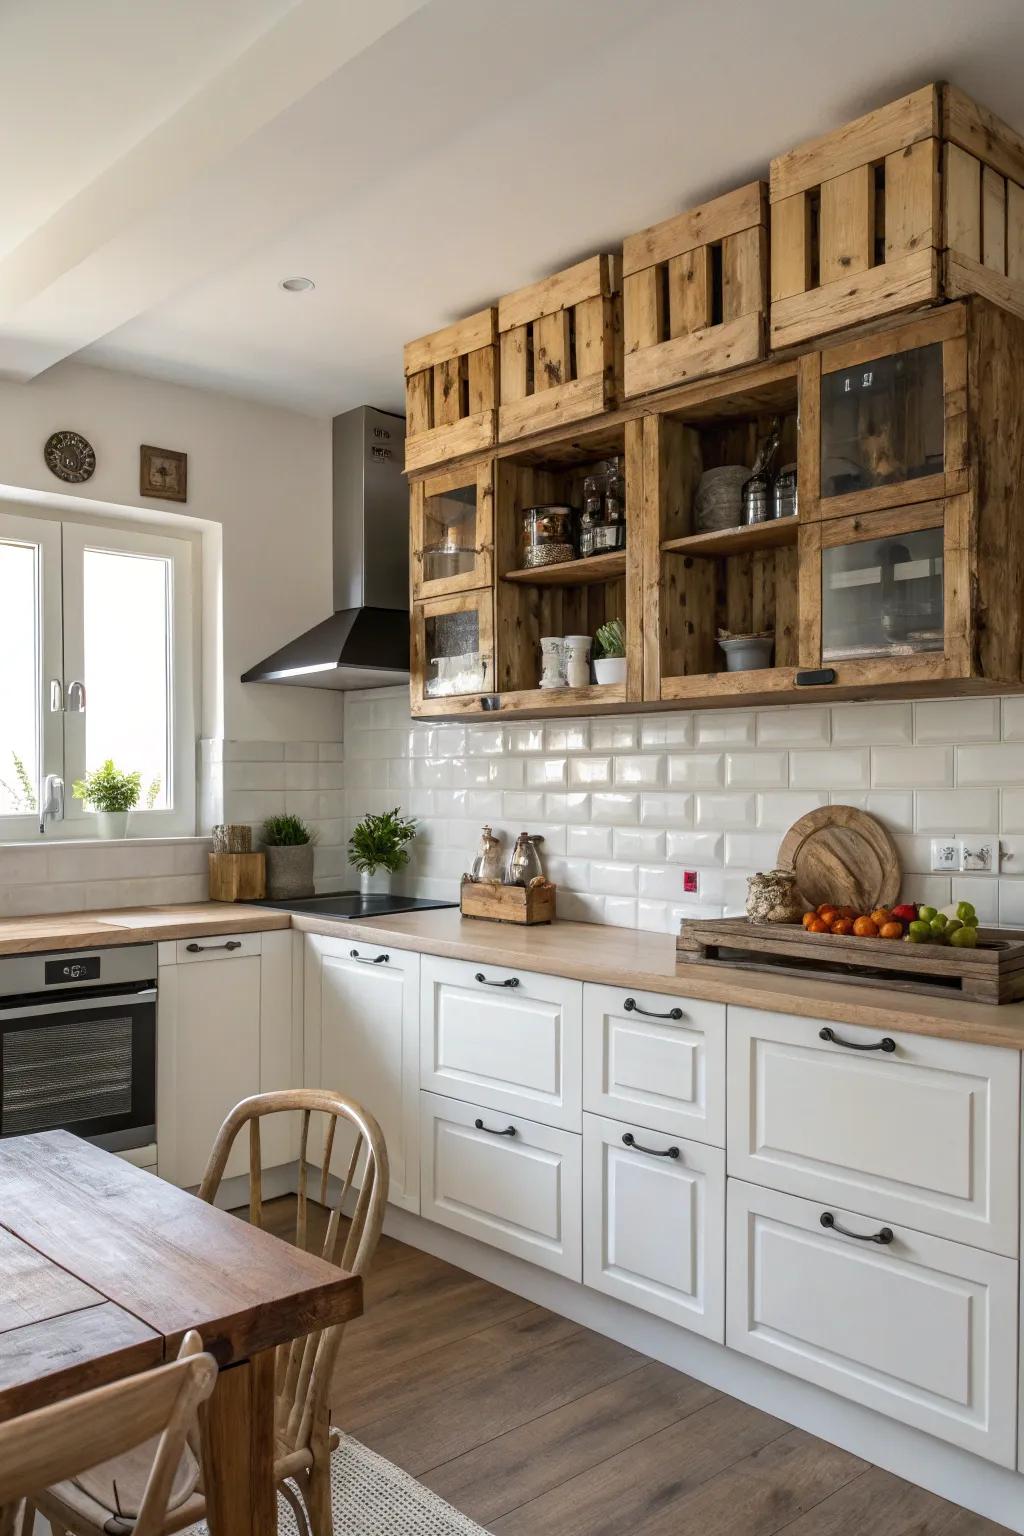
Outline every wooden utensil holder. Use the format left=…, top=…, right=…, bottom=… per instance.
left=209, top=852, right=266, bottom=903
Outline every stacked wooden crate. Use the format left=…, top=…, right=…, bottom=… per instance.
left=404, top=308, right=499, bottom=473
left=770, top=83, right=1024, bottom=350
left=622, top=182, right=768, bottom=397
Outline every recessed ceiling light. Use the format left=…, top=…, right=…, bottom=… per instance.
left=280, top=276, right=315, bottom=292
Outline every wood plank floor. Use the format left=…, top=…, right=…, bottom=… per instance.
left=259, top=1197, right=1011, bottom=1535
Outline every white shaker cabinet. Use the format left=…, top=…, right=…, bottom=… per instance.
left=157, top=930, right=295, bottom=1188
left=304, top=933, right=420, bottom=1213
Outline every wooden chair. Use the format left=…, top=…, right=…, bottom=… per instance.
left=2, top=1332, right=215, bottom=1536
left=197, top=1088, right=389, bottom=1536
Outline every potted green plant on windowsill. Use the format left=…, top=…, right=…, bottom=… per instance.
left=260, top=814, right=317, bottom=898
left=348, top=807, right=417, bottom=897
left=72, top=760, right=143, bottom=838
left=593, top=618, right=627, bottom=685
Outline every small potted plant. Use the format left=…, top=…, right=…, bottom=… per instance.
left=348, top=807, right=417, bottom=897
left=261, top=814, right=317, bottom=899
left=72, top=760, right=143, bottom=838
left=593, top=618, right=627, bottom=685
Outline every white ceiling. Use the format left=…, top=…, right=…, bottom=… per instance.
left=4, top=0, right=1024, bottom=418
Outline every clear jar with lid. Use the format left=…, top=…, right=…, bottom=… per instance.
left=521, top=505, right=575, bottom=569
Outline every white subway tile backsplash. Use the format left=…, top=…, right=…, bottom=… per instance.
left=871, top=746, right=953, bottom=789
left=756, top=708, right=830, bottom=747
left=957, top=744, right=1024, bottom=786
left=544, top=721, right=590, bottom=753
left=695, top=711, right=755, bottom=749
left=614, top=754, right=664, bottom=787
left=667, top=754, right=723, bottom=788
left=918, top=698, right=1000, bottom=744
left=831, top=704, right=913, bottom=746
left=1002, top=791, right=1024, bottom=833
left=998, top=880, right=1024, bottom=926
left=567, top=825, right=613, bottom=859
left=503, top=791, right=546, bottom=820
left=467, top=725, right=506, bottom=756
left=665, top=831, right=723, bottom=865
left=952, top=877, right=999, bottom=924
left=756, top=791, right=828, bottom=829
left=1002, top=700, right=1024, bottom=741
left=591, top=792, right=640, bottom=825
left=544, top=793, right=591, bottom=823
left=638, top=864, right=685, bottom=900
left=569, top=756, right=612, bottom=787
left=724, top=833, right=784, bottom=869
left=613, top=827, right=666, bottom=862
left=696, top=793, right=756, bottom=828
left=838, top=792, right=915, bottom=832
left=790, top=749, right=870, bottom=790
left=637, top=899, right=670, bottom=933
left=525, top=757, right=568, bottom=788
left=640, top=716, right=694, bottom=749
left=590, top=862, right=638, bottom=896
left=508, top=724, right=545, bottom=754
left=590, top=719, right=638, bottom=751
left=639, top=794, right=693, bottom=829
left=915, top=789, right=1000, bottom=832
left=725, top=752, right=788, bottom=789
left=603, top=897, right=639, bottom=928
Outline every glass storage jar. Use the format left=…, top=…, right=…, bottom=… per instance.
left=521, top=505, right=575, bottom=569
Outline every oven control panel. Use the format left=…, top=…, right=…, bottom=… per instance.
left=45, top=955, right=102, bottom=986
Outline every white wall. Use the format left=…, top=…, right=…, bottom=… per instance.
left=0, top=358, right=339, bottom=743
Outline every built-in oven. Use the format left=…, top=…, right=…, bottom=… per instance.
left=0, top=944, right=157, bottom=1152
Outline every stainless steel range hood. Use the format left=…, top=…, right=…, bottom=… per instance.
left=241, top=405, right=409, bottom=690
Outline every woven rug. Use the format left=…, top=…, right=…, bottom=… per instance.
left=185, top=1435, right=490, bottom=1535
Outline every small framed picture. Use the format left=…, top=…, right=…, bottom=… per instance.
left=140, top=444, right=187, bottom=503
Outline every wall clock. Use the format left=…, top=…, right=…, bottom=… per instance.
left=44, top=430, right=96, bottom=484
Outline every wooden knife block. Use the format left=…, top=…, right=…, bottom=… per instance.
left=209, top=852, right=266, bottom=903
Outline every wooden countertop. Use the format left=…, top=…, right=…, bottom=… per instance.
left=0, top=902, right=290, bottom=956
left=290, top=908, right=1024, bottom=1051
left=4, top=899, right=1024, bottom=1049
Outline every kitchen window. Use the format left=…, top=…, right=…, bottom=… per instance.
left=0, top=509, right=195, bottom=841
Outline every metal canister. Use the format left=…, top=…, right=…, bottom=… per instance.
left=772, top=464, right=798, bottom=521
left=741, top=472, right=771, bottom=525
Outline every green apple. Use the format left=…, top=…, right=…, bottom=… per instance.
left=950, top=926, right=979, bottom=947
left=918, top=905, right=938, bottom=922
left=930, top=911, right=948, bottom=929
left=908, top=919, right=932, bottom=939
left=962, top=913, right=980, bottom=928
left=956, top=900, right=977, bottom=922
left=904, top=929, right=928, bottom=943
left=946, top=918, right=963, bottom=934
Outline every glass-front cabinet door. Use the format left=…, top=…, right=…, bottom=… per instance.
left=805, top=306, right=968, bottom=521
left=799, top=499, right=970, bottom=686
left=411, top=590, right=495, bottom=714
left=411, top=461, right=493, bottom=600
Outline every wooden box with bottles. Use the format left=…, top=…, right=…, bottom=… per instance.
left=770, top=83, right=1024, bottom=351
left=623, top=181, right=768, bottom=399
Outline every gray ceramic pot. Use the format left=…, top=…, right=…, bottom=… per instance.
left=265, top=843, right=315, bottom=899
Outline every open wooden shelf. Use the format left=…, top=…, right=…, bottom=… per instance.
left=502, top=549, right=627, bottom=586
left=661, top=517, right=799, bottom=558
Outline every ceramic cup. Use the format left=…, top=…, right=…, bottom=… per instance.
left=563, top=635, right=592, bottom=689
left=539, top=636, right=566, bottom=688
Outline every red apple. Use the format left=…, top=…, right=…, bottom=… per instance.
left=890, top=903, right=917, bottom=923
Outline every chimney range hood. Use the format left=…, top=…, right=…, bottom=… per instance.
left=241, top=405, right=409, bottom=690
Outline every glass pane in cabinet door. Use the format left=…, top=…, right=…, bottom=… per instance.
left=821, top=527, right=944, bottom=662
left=821, top=343, right=944, bottom=498
left=424, top=609, right=488, bottom=697
left=0, top=540, right=40, bottom=815
left=423, top=484, right=478, bottom=583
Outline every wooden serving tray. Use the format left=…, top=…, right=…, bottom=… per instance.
left=460, top=879, right=556, bottom=925
left=677, top=916, right=1024, bottom=1004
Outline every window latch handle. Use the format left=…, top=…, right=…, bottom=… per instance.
left=66, top=680, right=86, bottom=713
left=49, top=678, right=64, bottom=713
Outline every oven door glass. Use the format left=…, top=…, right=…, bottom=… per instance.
left=0, top=990, right=156, bottom=1142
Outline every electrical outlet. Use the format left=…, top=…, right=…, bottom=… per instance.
left=930, top=839, right=960, bottom=873
left=961, top=839, right=998, bottom=873
left=683, top=870, right=699, bottom=895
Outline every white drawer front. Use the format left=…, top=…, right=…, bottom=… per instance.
left=727, top=1006, right=1020, bottom=1255
left=583, top=1112, right=724, bottom=1340
left=173, top=932, right=262, bottom=964
left=583, top=984, right=725, bottom=1144
left=727, top=1179, right=1018, bottom=1466
left=420, top=956, right=582, bottom=1130
left=420, top=1090, right=581, bottom=1279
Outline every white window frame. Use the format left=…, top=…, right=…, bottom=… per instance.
left=0, top=508, right=196, bottom=842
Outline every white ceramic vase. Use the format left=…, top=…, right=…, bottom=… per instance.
left=96, top=811, right=130, bottom=840
left=539, top=637, right=566, bottom=689
left=359, top=868, right=393, bottom=897
left=594, top=655, right=627, bottom=685
left=563, top=635, right=592, bottom=689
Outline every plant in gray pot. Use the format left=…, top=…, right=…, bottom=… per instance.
left=261, top=814, right=316, bottom=898
left=348, top=807, right=417, bottom=897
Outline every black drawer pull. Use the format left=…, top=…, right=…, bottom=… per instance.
left=186, top=940, right=242, bottom=953
left=475, top=972, right=520, bottom=988
left=622, top=1131, right=680, bottom=1160
left=623, top=997, right=683, bottom=1021
left=796, top=668, right=836, bottom=687
left=474, top=1117, right=516, bottom=1137
left=350, top=950, right=389, bottom=965
left=819, top=1026, right=895, bottom=1054
left=820, top=1211, right=894, bottom=1245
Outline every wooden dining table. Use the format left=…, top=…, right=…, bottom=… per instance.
left=0, top=1130, right=362, bottom=1534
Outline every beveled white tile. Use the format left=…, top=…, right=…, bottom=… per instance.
left=695, top=793, right=756, bottom=828
left=838, top=792, right=915, bottom=832
left=490, top=758, right=525, bottom=789
left=999, top=880, right=1024, bottom=927
left=639, top=793, right=693, bottom=829
left=725, top=752, right=788, bottom=789
left=915, top=789, right=1000, bottom=832
left=503, top=791, right=546, bottom=820
left=525, top=757, right=567, bottom=787
left=555, top=891, right=606, bottom=924
left=545, top=857, right=589, bottom=891
left=613, top=827, right=666, bottom=862
left=872, top=746, right=953, bottom=789
left=636, top=899, right=670, bottom=933
left=507, top=724, right=545, bottom=754
left=569, top=756, right=612, bottom=787
left=723, top=833, right=783, bottom=869
left=1002, top=700, right=1024, bottom=742
left=637, top=864, right=684, bottom=900
left=665, top=831, right=723, bottom=865
left=667, top=754, right=723, bottom=788
left=590, top=719, right=638, bottom=751
left=222, top=740, right=284, bottom=762
left=756, top=791, right=829, bottom=829
left=567, top=825, right=613, bottom=859
left=591, top=793, right=640, bottom=825
left=756, top=708, right=830, bottom=748
left=590, top=862, right=638, bottom=896
left=544, top=721, right=590, bottom=753
left=603, top=897, right=639, bottom=928
left=957, top=744, right=1024, bottom=786
left=467, top=725, right=506, bottom=756
left=950, top=877, right=999, bottom=924
left=614, top=754, right=664, bottom=788
left=640, top=715, right=694, bottom=749
left=544, top=792, right=590, bottom=823
left=466, top=790, right=503, bottom=820
left=918, top=697, right=1000, bottom=744
left=832, top=704, right=912, bottom=746
left=790, top=749, right=870, bottom=790
left=695, top=711, right=755, bottom=750
left=434, top=727, right=467, bottom=758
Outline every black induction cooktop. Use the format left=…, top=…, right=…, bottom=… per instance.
left=251, top=892, right=457, bottom=919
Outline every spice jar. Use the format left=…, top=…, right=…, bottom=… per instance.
left=521, top=505, right=575, bottom=569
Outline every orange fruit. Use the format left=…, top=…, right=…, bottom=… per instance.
left=802, top=911, right=817, bottom=929
left=830, top=917, right=854, bottom=935
left=879, top=921, right=903, bottom=939
left=853, top=915, right=879, bottom=937
left=835, top=905, right=856, bottom=920
left=807, top=917, right=830, bottom=933
left=870, top=908, right=892, bottom=927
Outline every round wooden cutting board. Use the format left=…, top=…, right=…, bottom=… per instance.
left=777, top=805, right=901, bottom=913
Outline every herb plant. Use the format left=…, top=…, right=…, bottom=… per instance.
left=72, top=761, right=143, bottom=813
left=594, top=618, right=626, bottom=658
left=261, top=814, right=315, bottom=846
left=0, top=752, right=37, bottom=813
left=348, top=807, right=417, bottom=875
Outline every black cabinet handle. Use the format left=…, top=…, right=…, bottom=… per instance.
left=819, top=1026, right=895, bottom=1053
left=622, top=1131, right=680, bottom=1160
left=474, top=1117, right=516, bottom=1137
left=186, top=940, right=242, bottom=953
left=475, top=972, right=520, bottom=988
left=350, top=950, right=389, bottom=965
left=624, top=997, right=683, bottom=1021
left=820, top=1211, right=894, bottom=1245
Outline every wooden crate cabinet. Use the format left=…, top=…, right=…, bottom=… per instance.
left=410, top=459, right=494, bottom=601
left=770, top=84, right=1024, bottom=350
left=498, top=255, right=622, bottom=445
left=410, top=588, right=495, bottom=717
left=404, top=308, right=498, bottom=473
left=623, top=182, right=768, bottom=399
